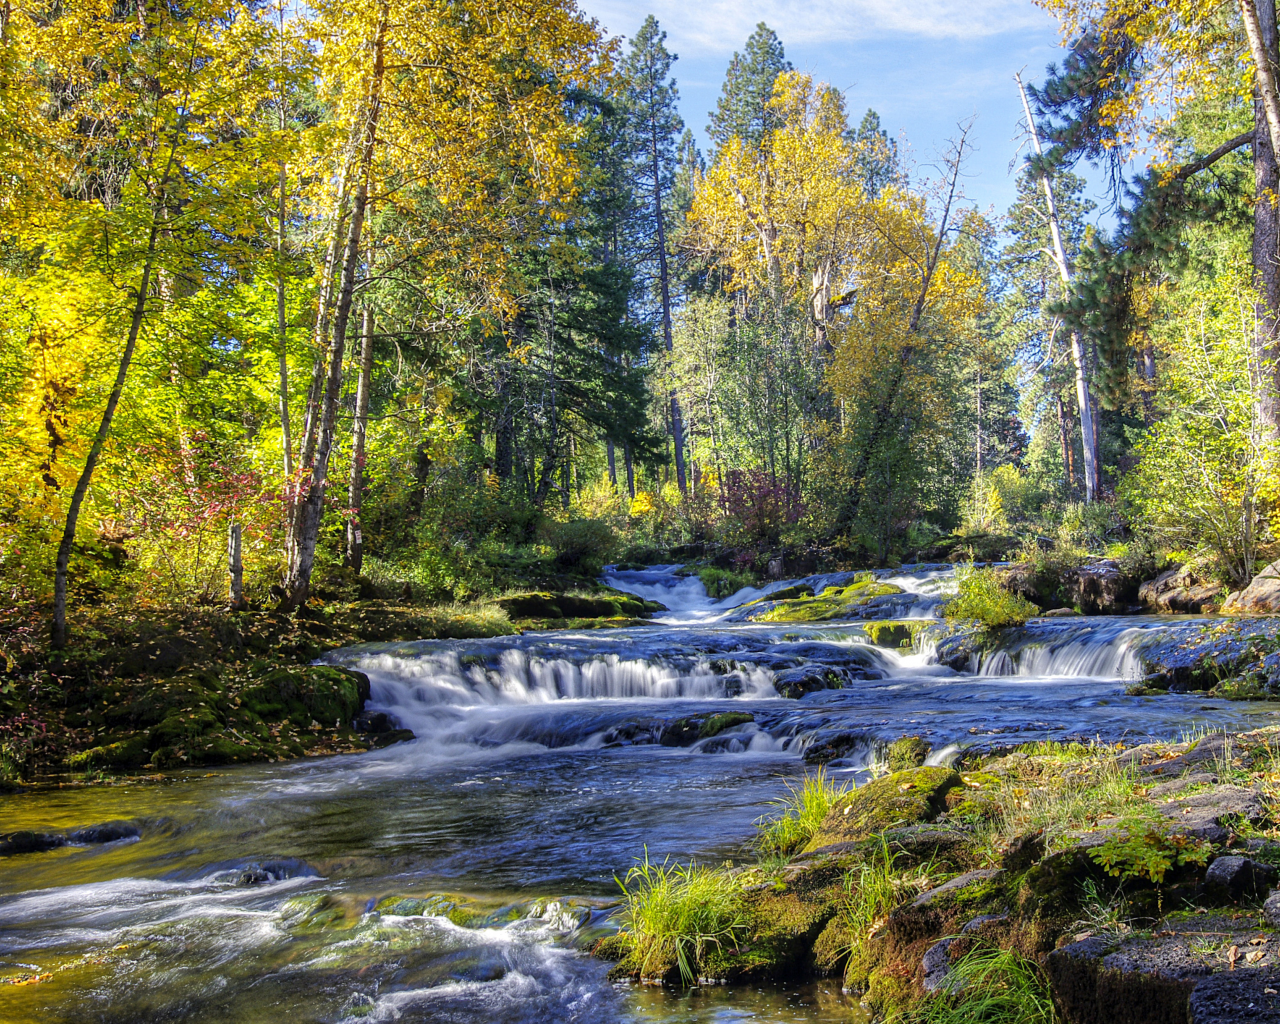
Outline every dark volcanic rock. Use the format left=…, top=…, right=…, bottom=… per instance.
left=0, top=831, right=66, bottom=856
left=1154, top=785, right=1269, bottom=844
left=1204, top=856, right=1278, bottom=901
left=69, top=821, right=140, bottom=844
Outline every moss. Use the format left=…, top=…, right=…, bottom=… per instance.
left=806, top=766, right=963, bottom=850
left=812, top=915, right=854, bottom=974
left=66, top=735, right=150, bottom=770
left=754, top=576, right=905, bottom=623
left=700, top=883, right=840, bottom=982
left=865, top=621, right=927, bottom=650
left=700, top=712, right=754, bottom=739
left=592, top=934, right=632, bottom=962
left=886, top=736, right=930, bottom=772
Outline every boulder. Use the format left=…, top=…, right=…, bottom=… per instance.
left=886, top=735, right=930, bottom=771
left=805, top=766, right=963, bottom=850
left=1060, top=559, right=1133, bottom=615
left=1263, top=890, right=1280, bottom=929
left=1224, top=562, right=1280, bottom=614
left=1140, top=568, right=1223, bottom=614
left=1155, top=784, right=1270, bottom=844
left=1204, top=856, right=1278, bottom=901
left=1047, top=916, right=1280, bottom=1024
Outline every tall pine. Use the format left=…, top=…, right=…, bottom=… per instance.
left=707, top=23, right=791, bottom=153
left=621, top=16, right=689, bottom=494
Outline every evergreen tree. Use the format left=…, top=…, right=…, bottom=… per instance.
left=620, top=16, right=689, bottom=493
left=707, top=23, right=792, bottom=152
left=850, top=109, right=899, bottom=196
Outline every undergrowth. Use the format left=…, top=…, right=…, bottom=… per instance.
left=903, top=946, right=1057, bottom=1024
left=944, top=564, right=1039, bottom=628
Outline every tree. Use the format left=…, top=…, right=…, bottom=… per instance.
left=707, top=23, right=792, bottom=153
left=620, top=16, right=689, bottom=494
left=7, top=0, right=275, bottom=647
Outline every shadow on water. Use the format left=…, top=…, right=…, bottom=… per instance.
left=0, top=565, right=1272, bottom=1022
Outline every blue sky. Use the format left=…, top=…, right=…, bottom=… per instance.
left=578, top=0, right=1093, bottom=223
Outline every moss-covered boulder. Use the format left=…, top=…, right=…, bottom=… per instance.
left=754, top=576, right=905, bottom=623
left=700, top=712, right=754, bottom=739
left=241, top=665, right=368, bottom=729
left=806, top=767, right=963, bottom=851
left=886, top=736, right=930, bottom=772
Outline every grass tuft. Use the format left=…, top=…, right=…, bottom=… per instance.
left=616, top=851, right=748, bottom=986
left=753, top=768, right=851, bottom=859
left=906, top=946, right=1057, bottom=1023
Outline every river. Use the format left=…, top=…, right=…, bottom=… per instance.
left=1, top=565, right=1272, bottom=1022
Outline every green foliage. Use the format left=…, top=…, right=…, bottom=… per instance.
left=754, top=767, right=851, bottom=858
left=536, top=518, right=618, bottom=575
left=841, top=838, right=903, bottom=960
left=906, top=946, right=1057, bottom=1024
left=1089, top=824, right=1211, bottom=884
left=616, top=852, right=749, bottom=986
left=697, top=566, right=756, bottom=599
left=944, top=565, right=1039, bottom=628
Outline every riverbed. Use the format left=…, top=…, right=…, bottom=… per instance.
left=1, top=566, right=1272, bottom=1022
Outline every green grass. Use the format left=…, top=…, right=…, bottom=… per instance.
left=616, top=852, right=748, bottom=986
left=753, top=768, right=851, bottom=859
left=905, top=946, right=1057, bottom=1024
left=842, top=838, right=902, bottom=958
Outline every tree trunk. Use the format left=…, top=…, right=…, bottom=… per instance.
left=1017, top=73, right=1099, bottom=500
left=1141, top=338, right=1157, bottom=424
left=1251, top=6, right=1280, bottom=429
left=651, top=117, right=687, bottom=495
left=975, top=362, right=983, bottom=480
left=52, top=220, right=162, bottom=648
left=228, top=522, right=245, bottom=611
left=282, top=10, right=386, bottom=609
left=1057, top=393, right=1077, bottom=490
left=607, top=439, right=617, bottom=489
left=345, top=303, right=374, bottom=572
left=624, top=443, right=636, bottom=499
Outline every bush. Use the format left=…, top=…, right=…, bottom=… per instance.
left=616, top=852, right=748, bottom=985
left=698, top=566, right=757, bottom=599
left=754, top=768, right=850, bottom=858
left=944, top=565, right=1039, bottom=628
left=537, top=517, right=618, bottom=574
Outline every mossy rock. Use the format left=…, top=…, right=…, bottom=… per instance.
left=148, top=708, right=221, bottom=748
left=241, top=665, right=367, bottom=729
left=700, top=712, right=754, bottom=739
left=67, top=735, right=150, bottom=770
left=754, top=575, right=905, bottom=624
left=865, top=621, right=926, bottom=650
left=886, top=736, right=930, bottom=772
left=701, top=882, right=840, bottom=982
left=806, top=767, right=963, bottom=851
left=811, top=914, right=854, bottom=975
left=592, top=934, right=632, bottom=962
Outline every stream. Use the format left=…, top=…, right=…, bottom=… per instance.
left=2, top=565, right=1276, bottom=1023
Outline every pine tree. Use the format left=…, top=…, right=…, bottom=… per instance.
left=620, top=16, right=689, bottom=494
left=707, top=23, right=792, bottom=152
left=850, top=109, right=900, bottom=196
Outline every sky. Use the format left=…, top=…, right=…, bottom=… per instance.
left=577, top=0, right=1091, bottom=223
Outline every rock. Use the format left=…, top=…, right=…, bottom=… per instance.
left=1205, top=856, right=1279, bottom=901
left=1224, top=562, right=1280, bottom=614
left=1149, top=773, right=1219, bottom=798
left=1000, top=830, right=1046, bottom=871
left=776, top=666, right=850, bottom=701
left=801, top=730, right=873, bottom=765
left=353, top=710, right=393, bottom=734
left=0, top=831, right=65, bottom=856
left=1048, top=918, right=1280, bottom=1024
left=1139, top=733, right=1233, bottom=777
left=1141, top=567, right=1225, bottom=614
left=1044, top=607, right=1081, bottom=617
left=1157, top=785, right=1269, bottom=844
left=887, top=868, right=1004, bottom=944
left=69, top=821, right=140, bottom=845
left=806, top=767, right=963, bottom=849
left=886, top=735, right=930, bottom=771
left=920, top=937, right=956, bottom=992
left=1060, top=560, right=1133, bottom=615
left=699, top=711, right=754, bottom=739
left=1264, top=890, right=1280, bottom=929
left=880, top=822, right=976, bottom=869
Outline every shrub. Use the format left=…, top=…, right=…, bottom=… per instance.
left=944, top=565, right=1039, bottom=628
left=698, top=566, right=757, bottom=599
left=616, top=852, right=748, bottom=985
left=754, top=768, right=851, bottom=858
left=538, top=517, right=618, bottom=574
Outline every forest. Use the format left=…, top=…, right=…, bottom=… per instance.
left=4, top=0, right=1269, bottom=657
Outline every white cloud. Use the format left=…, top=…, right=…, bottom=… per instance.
left=581, top=0, right=1051, bottom=54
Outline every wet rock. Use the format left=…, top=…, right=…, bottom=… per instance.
left=802, top=730, right=872, bottom=765
left=1204, top=856, right=1278, bottom=901
left=886, top=735, right=930, bottom=771
left=0, top=831, right=65, bottom=856
left=658, top=716, right=702, bottom=747
left=775, top=666, right=851, bottom=700
left=354, top=710, right=393, bottom=734
left=1223, top=562, right=1280, bottom=615
left=367, top=728, right=416, bottom=748
left=1141, top=568, right=1223, bottom=614
left=806, top=767, right=962, bottom=849
left=699, top=711, right=754, bottom=739
left=69, top=821, right=140, bottom=844
left=1044, top=607, right=1082, bottom=617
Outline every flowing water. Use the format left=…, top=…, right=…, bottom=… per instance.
left=2, top=566, right=1275, bottom=1023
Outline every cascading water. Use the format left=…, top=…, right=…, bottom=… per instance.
left=2, top=563, right=1273, bottom=1024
